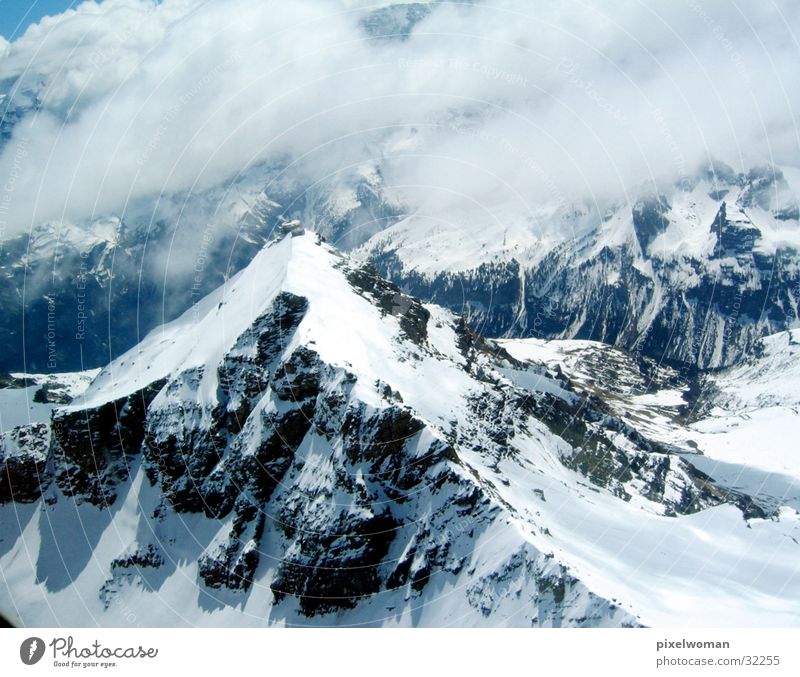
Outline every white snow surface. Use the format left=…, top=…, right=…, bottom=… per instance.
left=75, top=233, right=473, bottom=429
left=502, top=332, right=800, bottom=531
left=688, top=329, right=800, bottom=484
left=0, top=370, right=99, bottom=432
left=2, top=237, right=800, bottom=628
left=355, top=167, right=800, bottom=277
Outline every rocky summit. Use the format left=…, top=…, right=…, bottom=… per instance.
left=1, top=232, right=798, bottom=627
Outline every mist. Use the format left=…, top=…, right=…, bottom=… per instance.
left=0, top=0, right=798, bottom=240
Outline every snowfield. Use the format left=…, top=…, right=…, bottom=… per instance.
left=1, top=234, right=799, bottom=627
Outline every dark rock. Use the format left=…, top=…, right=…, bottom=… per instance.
left=51, top=379, right=165, bottom=506
left=0, top=423, right=51, bottom=503
left=632, top=195, right=670, bottom=254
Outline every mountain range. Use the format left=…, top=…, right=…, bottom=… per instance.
left=3, top=160, right=799, bottom=375
left=1, top=231, right=798, bottom=626
left=1, top=0, right=799, bottom=628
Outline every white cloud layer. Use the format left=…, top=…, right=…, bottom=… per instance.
left=0, top=0, right=798, bottom=236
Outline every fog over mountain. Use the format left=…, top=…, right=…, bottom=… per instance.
left=0, top=0, right=797, bottom=241
left=3, top=1, right=800, bottom=633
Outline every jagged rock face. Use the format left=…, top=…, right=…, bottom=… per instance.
left=0, top=236, right=793, bottom=627
left=367, top=253, right=526, bottom=338
left=344, top=264, right=431, bottom=344
left=198, top=502, right=266, bottom=591
left=49, top=380, right=166, bottom=506
left=100, top=544, right=165, bottom=608
left=455, top=360, right=744, bottom=518
left=0, top=423, right=51, bottom=503
left=713, top=202, right=762, bottom=257
left=23, top=292, right=493, bottom=616
left=81, top=270, right=497, bottom=612
left=366, top=166, right=800, bottom=369
left=632, top=195, right=670, bottom=253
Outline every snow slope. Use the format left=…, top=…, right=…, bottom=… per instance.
left=1, top=234, right=799, bottom=627
left=358, top=163, right=800, bottom=369
left=501, top=330, right=800, bottom=514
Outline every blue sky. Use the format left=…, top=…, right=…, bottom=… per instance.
left=0, top=0, right=77, bottom=41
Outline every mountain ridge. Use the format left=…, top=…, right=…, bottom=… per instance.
left=2, top=231, right=799, bottom=627
left=359, top=162, right=800, bottom=369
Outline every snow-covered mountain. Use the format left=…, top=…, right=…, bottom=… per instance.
left=2, top=232, right=798, bottom=627
left=359, top=163, right=800, bottom=368
left=8, top=159, right=798, bottom=377
left=1, top=0, right=799, bottom=383
left=500, top=329, right=800, bottom=515
left=0, top=158, right=402, bottom=373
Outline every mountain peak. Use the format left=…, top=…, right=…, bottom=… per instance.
left=4, top=219, right=800, bottom=627
left=76, top=231, right=443, bottom=413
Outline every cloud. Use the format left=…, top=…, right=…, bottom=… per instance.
left=0, top=0, right=798, bottom=239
